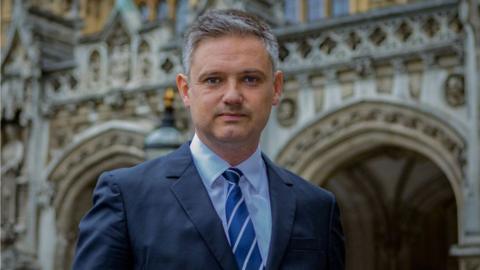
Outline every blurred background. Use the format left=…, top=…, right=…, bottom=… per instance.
left=1, top=0, right=479, bottom=269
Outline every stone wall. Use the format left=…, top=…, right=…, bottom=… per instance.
left=1, top=0, right=479, bottom=269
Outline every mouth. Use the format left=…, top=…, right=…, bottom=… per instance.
left=217, top=112, right=247, bottom=121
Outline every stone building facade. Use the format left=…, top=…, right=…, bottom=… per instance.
left=1, top=0, right=479, bottom=269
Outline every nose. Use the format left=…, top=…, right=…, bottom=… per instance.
left=222, top=79, right=243, bottom=105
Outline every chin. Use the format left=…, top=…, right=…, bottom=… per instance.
left=215, top=131, right=249, bottom=144
left=217, top=134, right=246, bottom=143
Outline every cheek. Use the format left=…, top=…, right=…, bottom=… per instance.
left=189, top=98, right=215, bottom=120
left=257, top=93, right=276, bottom=110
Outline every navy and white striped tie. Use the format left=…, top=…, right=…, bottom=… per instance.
left=223, top=168, right=264, bottom=270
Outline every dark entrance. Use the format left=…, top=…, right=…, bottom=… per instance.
left=324, top=146, right=458, bottom=270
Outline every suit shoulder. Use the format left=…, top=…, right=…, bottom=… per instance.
left=277, top=166, right=335, bottom=202
left=263, top=154, right=334, bottom=201
left=102, top=156, right=157, bottom=180
left=99, top=148, right=187, bottom=188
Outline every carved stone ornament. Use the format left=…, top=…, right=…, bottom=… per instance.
left=341, top=83, right=354, bottom=99
left=110, top=43, right=131, bottom=85
left=1, top=79, right=24, bottom=122
left=377, top=76, right=393, bottom=94
left=1, top=123, right=29, bottom=246
left=36, top=182, right=55, bottom=208
left=1, top=124, right=24, bottom=177
left=353, top=57, right=373, bottom=77
left=88, top=50, right=101, bottom=85
left=138, top=41, right=152, bottom=79
left=277, top=97, right=297, bottom=127
left=1, top=247, right=40, bottom=270
left=277, top=102, right=465, bottom=175
left=20, top=79, right=33, bottom=126
left=409, top=72, right=422, bottom=100
left=108, top=24, right=131, bottom=87
left=444, top=74, right=465, bottom=107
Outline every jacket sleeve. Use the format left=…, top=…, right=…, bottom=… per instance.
left=328, top=196, right=345, bottom=270
left=72, top=172, right=133, bottom=270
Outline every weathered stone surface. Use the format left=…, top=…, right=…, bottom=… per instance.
left=1, top=0, right=479, bottom=269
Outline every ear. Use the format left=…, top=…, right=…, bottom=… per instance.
left=176, top=73, right=190, bottom=107
left=272, top=71, right=284, bottom=106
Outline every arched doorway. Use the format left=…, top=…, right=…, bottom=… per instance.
left=45, top=121, right=148, bottom=270
left=325, top=146, right=457, bottom=270
left=56, top=154, right=143, bottom=270
left=276, top=101, right=466, bottom=270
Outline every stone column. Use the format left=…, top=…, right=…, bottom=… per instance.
left=452, top=1, right=480, bottom=268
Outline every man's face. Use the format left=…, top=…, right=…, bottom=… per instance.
left=177, top=35, right=283, bottom=148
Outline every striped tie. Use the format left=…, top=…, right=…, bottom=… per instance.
left=223, top=168, right=264, bottom=270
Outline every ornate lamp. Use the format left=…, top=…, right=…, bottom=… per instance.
left=144, top=88, right=184, bottom=160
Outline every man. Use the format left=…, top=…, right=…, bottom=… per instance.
left=73, top=9, right=345, bottom=270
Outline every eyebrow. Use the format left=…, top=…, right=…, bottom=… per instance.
left=197, top=68, right=267, bottom=81
left=197, top=71, right=223, bottom=82
left=241, top=69, right=268, bottom=81
left=240, top=69, right=266, bottom=76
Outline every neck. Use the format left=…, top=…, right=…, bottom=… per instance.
left=196, top=134, right=259, bottom=166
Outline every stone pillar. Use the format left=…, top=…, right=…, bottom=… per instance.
left=461, top=0, right=480, bottom=239
left=453, top=0, right=480, bottom=268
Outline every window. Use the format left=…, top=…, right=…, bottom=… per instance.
left=284, top=0, right=351, bottom=24
left=156, top=1, right=168, bottom=21
left=284, top=0, right=300, bottom=24
left=175, top=0, right=188, bottom=33
left=308, top=0, right=325, bottom=21
left=332, top=0, right=349, bottom=16
left=139, top=3, right=149, bottom=21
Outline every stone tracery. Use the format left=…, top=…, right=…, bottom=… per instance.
left=277, top=101, right=466, bottom=190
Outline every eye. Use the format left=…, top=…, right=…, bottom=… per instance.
left=243, top=75, right=259, bottom=85
left=205, top=77, right=221, bottom=85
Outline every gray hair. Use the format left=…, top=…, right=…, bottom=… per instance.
left=182, top=9, right=279, bottom=75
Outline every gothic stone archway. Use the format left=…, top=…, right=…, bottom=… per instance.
left=326, top=146, right=457, bottom=270
left=46, top=123, right=147, bottom=270
left=276, top=101, right=465, bottom=270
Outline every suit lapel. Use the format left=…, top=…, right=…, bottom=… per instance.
left=264, top=157, right=296, bottom=270
left=168, top=143, right=237, bottom=270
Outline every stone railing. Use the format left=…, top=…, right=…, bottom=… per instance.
left=275, top=0, right=461, bottom=74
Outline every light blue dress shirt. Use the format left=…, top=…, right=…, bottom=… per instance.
left=190, top=134, right=272, bottom=263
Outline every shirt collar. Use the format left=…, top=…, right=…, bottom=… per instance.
left=235, top=146, right=265, bottom=193
left=190, top=134, right=265, bottom=192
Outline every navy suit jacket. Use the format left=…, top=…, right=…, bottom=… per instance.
left=73, top=143, right=345, bottom=269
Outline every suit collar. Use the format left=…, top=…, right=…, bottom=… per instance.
left=262, top=155, right=296, bottom=270
left=168, top=142, right=238, bottom=270
left=262, top=154, right=293, bottom=186
left=162, top=142, right=194, bottom=178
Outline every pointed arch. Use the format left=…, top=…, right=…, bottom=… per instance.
left=276, top=101, right=466, bottom=241
left=45, top=120, right=151, bottom=270
left=45, top=121, right=151, bottom=215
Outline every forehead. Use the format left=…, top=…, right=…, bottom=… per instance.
left=193, top=33, right=266, bottom=53
left=190, top=34, right=272, bottom=72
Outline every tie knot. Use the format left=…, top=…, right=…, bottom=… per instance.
left=222, top=167, right=243, bottom=184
